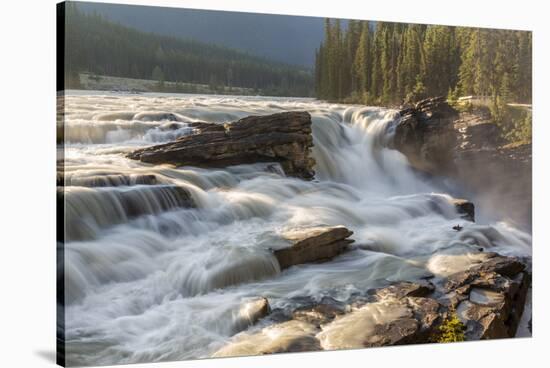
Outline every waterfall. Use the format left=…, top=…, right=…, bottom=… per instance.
left=60, top=92, right=531, bottom=366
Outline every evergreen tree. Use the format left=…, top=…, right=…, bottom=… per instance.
left=314, top=18, right=531, bottom=107
left=398, top=24, right=424, bottom=101
left=353, top=21, right=371, bottom=97
left=422, top=26, right=459, bottom=97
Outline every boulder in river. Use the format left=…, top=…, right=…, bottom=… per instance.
left=127, top=111, right=316, bottom=179
left=451, top=198, right=475, bottom=222
left=273, top=226, right=354, bottom=269
left=239, top=297, right=270, bottom=325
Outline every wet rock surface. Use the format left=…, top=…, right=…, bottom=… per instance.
left=273, top=226, right=354, bottom=269
left=233, top=298, right=271, bottom=332
left=441, top=254, right=529, bottom=340
left=214, top=253, right=530, bottom=357
left=127, top=111, right=316, bottom=179
left=212, top=320, right=322, bottom=357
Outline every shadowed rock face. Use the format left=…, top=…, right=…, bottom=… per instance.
left=127, top=111, right=316, bottom=179
left=451, top=199, right=475, bottom=222
left=394, top=98, right=531, bottom=229
left=394, top=97, right=459, bottom=175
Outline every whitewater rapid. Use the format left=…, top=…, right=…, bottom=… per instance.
left=59, top=91, right=531, bottom=366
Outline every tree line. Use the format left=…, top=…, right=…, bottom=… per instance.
left=315, top=20, right=532, bottom=106
left=64, top=3, right=314, bottom=97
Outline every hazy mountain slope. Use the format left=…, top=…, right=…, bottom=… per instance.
left=76, top=1, right=325, bottom=67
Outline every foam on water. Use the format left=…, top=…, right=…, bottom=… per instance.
left=60, top=92, right=531, bottom=365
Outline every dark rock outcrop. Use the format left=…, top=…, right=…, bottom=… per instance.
left=127, top=111, right=316, bottom=179
left=451, top=198, right=475, bottom=222
left=394, top=97, right=459, bottom=175
left=273, top=226, right=354, bottom=269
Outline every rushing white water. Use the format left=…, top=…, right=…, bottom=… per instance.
left=60, top=91, right=531, bottom=366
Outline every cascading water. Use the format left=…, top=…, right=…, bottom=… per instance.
left=60, top=91, right=531, bottom=366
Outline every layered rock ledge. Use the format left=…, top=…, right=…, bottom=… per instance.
left=127, top=111, right=316, bottom=179
left=273, top=226, right=354, bottom=269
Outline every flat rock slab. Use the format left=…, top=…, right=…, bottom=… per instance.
left=273, top=226, right=354, bottom=269
left=127, top=111, right=316, bottom=179
left=469, top=288, right=505, bottom=305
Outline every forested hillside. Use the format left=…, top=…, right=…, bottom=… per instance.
left=64, top=3, right=314, bottom=96
left=315, top=20, right=532, bottom=106
left=77, top=1, right=325, bottom=67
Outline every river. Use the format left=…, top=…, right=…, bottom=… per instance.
left=59, top=91, right=531, bottom=366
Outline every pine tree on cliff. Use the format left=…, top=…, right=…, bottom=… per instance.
left=397, top=24, right=424, bottom=101
left=494, top=30, right=518, bottom=101
left=380, top=24, right=393, bottom=103
left=323, top=19, right=336, bottom=100
left=370, top=23, right=384, bottom=102
left=422, top=25, right=460, bottom=97
left=458, top=28, right=494, bottom=97
left=388, top=24, right=404, bottom=103
left=353, top=21, right=372, bottom=98
left=345, top=19, right=362, bottom=95
left=334, top=19, right=345, bottom=100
